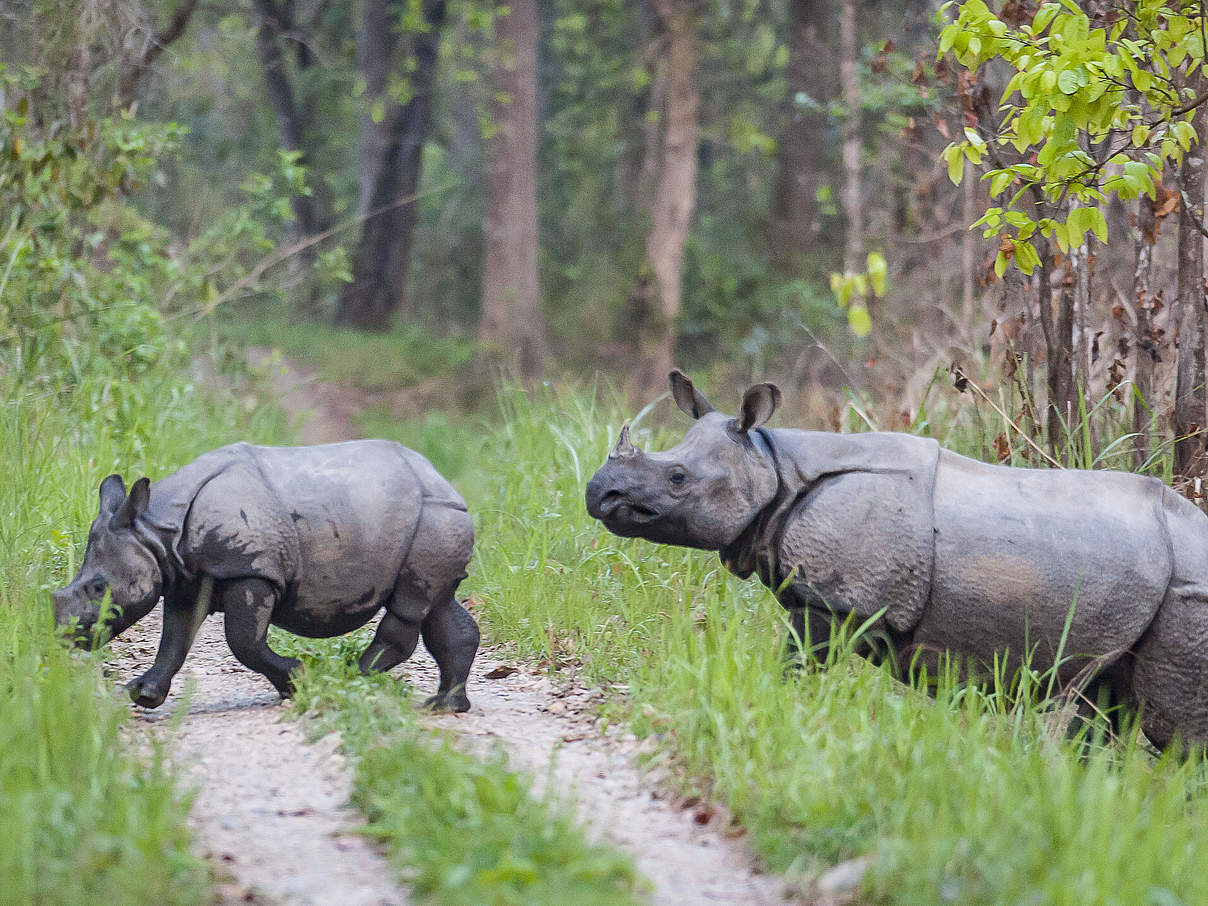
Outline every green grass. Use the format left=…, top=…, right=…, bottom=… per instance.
left=356, top=405, right=484, bottom=483
left=273, top=630, right=643, bottom=906
left=0, top=361, right=288, bottom=905
left=454, top=382, right=1208, bottom=906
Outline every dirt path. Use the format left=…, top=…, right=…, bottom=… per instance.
left=112, top=613, right=406, bottom=905
left=126, top=350, right=801, bottom=904
left=411, top=655, right=796, bottom=905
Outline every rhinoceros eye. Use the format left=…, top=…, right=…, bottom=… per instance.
left=87, top=577, right=108, bottom=598
left=669, top=471, right=687, bottom=486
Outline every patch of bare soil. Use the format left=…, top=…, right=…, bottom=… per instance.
left=110, top=613, right=407, bottom=906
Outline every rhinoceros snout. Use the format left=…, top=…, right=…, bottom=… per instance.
left=585, top=478, right=610, bottom=519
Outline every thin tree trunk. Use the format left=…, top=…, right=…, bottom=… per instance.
left=1034, top=235, right=1074, bottom=456
left=355, top=0, right=397, bottom=215
left=839, top=0, right=863, bottom=278
left=962, top=158, right=976, bottom=327
left=254, top=0, right=325, bottom=314
left=117, top=0, right=200, bottom=108
left=1174, top=80, right=1208, bottom=479
left=477, top=0, right=546, bottom=377
left=769, top=0, right=829, bottom=271
left=641, top=0, right=698, bottom=386
left=336, top=0, right=446, bottom=330
left=1133, top=193, right=1157, bottom=469
left=1071, top=243, right=1095, bottom=458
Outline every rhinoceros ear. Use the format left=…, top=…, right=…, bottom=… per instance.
left=109, top=477, right=150, bottom=531
left=736, top=382, right=781, bottom=433
left=99, top=474, right=127, bottom=514
left=669, top=369, right=715, bottom=419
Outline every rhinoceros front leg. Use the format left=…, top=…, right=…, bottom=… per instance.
left=221, top=577, right=302, bottom=697
left=127, top=599, right=204, bottom=708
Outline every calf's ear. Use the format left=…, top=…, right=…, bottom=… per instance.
left=110, top=477, right=150, bottom=530
left=669, top=369, right=715, bottom=419
left=737, top=383, right=781, bottom=432
left=99, top=474, right=127, bottom=514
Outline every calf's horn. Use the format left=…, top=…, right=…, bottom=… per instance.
left=611, top=425, right=640, bottom=459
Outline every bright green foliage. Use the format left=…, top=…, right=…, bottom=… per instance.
left=275, top=634, right=643, bottom=906
left=939, top=1, right=1208, bottom=271
left=0, top=67, right=313, bottom=383
left=829, top=251, right=888, bottom=336
left=456, top=382, right=1208, bottom=904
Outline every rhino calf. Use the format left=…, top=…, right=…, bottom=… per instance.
left=54, top=440, right=479, bottom=711
left=586, top=370, right=1208, bottom=751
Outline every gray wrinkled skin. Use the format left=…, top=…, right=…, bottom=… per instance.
left=586, top=370, right=1208, bottom=751
left=54, top=440, right=480, bottom=712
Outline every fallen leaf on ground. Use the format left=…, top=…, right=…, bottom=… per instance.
left=484, top=665, right=519, bottom=679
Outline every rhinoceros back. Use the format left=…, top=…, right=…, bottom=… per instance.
left=157, top=441, right=460, bottom=622
left=914, top=450, right=1172, bottom=679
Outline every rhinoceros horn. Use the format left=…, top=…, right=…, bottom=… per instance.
left=610, top=425, right=640, bottom=459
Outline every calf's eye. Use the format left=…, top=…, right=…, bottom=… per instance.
left=670, top=471, right=686, bottom=486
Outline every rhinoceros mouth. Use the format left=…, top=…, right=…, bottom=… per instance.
left=597, top=491, right=660, bottom=524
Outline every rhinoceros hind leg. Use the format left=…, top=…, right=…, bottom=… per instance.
left=222, top=577, right=302, bottom=697
left=358, top=612, right=421, bottom=674
left=420, top=598, right=479, bottom=713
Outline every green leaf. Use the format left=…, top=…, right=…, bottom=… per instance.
left=1014, top=239, right=1040, bottom=274
left=848, top=304, right=872, bottom=337
left=994, top=250, right=1009, bottom=278
left=866, top=252, right=888, bottom=297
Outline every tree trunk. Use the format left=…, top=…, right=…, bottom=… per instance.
left=254, top=0, right=326, bottom=315
left=1174, top=84, right=1208, bottom=479
left=839, top=0, right=863, bottom=278
left=477, top=0, right=546, bottom=377
left=768, top=0, right=829, bottom=271
left=117, top=0, right=200, bottom=109
left=962, top=158, right=976, bottom=327
left=641, top=0, right=698, bottom=387
left=1132, top=193, right=1157, bottom=469
left=336, top=0, right=446, bottom=330
left=1034, top=235, right=1075, bottom=456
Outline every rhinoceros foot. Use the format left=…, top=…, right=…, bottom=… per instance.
left=422, top=690, right=471, bottom=713
left=127, top=674, right=169, bottom=709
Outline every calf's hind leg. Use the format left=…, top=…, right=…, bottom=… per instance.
left=360, top=502, right=478, bottom=710
left=358, top=612, right=420, bottom=673
left=421, top=598, right=480, bottom=712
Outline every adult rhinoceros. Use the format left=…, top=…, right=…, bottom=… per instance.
left=586, top=370, right=1208, bottom=751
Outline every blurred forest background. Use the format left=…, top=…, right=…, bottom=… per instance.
left=7, top=0, right=1208, bottom=482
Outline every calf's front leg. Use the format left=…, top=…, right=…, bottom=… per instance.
left=221, top=577, right=302, bottom=697
left=127, top=595, right=206, bottom=708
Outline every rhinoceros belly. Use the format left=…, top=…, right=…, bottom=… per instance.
left=916, top=451, right=1171, bottom=680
